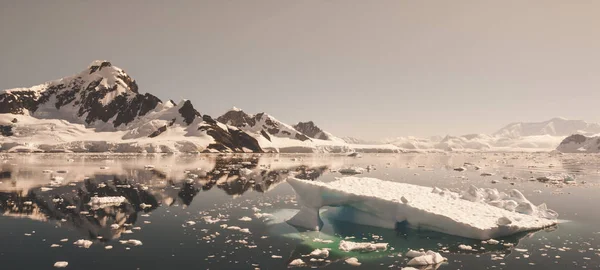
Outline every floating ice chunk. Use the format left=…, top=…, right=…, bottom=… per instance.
left=110, top=224, right=120, bottom=230
left=238, top=217, right=252, bottom=222
left=185, top=221, right=196, bottom=226
left=339, top=240, right=388, bottom=252
left=310, top=248, right=330, bottom=258
left=486, top=239, right=500, bottom=245
left=119, top=239, right=143, bottom=246
left=289, top=259, right=305, bottom=266
left=50, top=244, right=61, bottom=248
left=345, top=257, right=361, bottom=266
left=54, top=261, right=68, bottom=268
left=105, top=245, right=113, bottom=250
left=271, top=255, right=282, bottom=259
left=458, top=244, right=473, bottom=251
left=73, top=239, right=93, bottom=248
left=406, top=250, right=446, bottom=266
left=89, top=196, right=127, bottom=210
left=286, top=177, right=557, bottom=240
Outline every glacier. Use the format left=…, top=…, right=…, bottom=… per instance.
left=286, top=177, right=557, bottom=240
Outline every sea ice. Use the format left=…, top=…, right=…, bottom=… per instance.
left=339, top=240, right=388, bottom=252
left=286, top=177, right=557, bottom=240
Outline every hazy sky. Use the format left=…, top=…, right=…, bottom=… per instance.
left=1, top=1, right=599, bottom=140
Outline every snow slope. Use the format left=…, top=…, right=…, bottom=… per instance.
left=286, top=177, right=557, bottom=240
left=0, top=61, right=261, bottom=153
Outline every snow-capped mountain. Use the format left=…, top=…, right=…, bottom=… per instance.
left=292, top=121, right=345, bottom=142
left=384, top=119, right=583, bottom=152
left=556, top=134, right=600, bottom=153
left=0, top=61, right=261, bottom=153
left=493, top=117, right=600, bottom=138
left=216, top=107, right=311, bottom=142
left=216, top=108, right=399, bottom=153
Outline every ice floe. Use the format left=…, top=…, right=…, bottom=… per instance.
left=286, top=177, right=558, bottom=239
left=339, top=240, right=388, bottom=252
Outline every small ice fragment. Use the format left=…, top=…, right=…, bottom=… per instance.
left=406, top=250, right=446, bottom=266
left=119, top=239, right=143, bottom=246
left=271, top=255, right=282, bottom=259
left=54, top=261, right=68, bottom=268
left=486, top=239, right=500, bottom=245
left=185, top=221, right=196, bottom=226
left=238, top=216, right=252, bottom=222
left=339, top=240, right=388, bottom=252
left=50, top=244, right=61, bottom=248
left=289, top=259, right=305, bottom=266
left=105, top=245, right=113, bottom=250
left=458, top=244, right=473, bottom=251
left=345, top=257, right=361, bottom=266
left=309, top=248, right=330, bottom=258
left=73, top=239, right=93, bottom=248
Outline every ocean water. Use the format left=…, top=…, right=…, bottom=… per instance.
left=0, top=153, right=599, bottom=269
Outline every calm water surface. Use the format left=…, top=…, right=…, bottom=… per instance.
left=1, top=153, right=599, bottom=269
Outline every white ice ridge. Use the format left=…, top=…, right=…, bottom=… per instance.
left=286, top=177, right=558, bottom=240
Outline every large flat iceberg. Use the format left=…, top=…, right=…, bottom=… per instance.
left=286, top=177, right=557, bottom=240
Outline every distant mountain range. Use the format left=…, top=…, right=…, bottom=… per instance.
left=0, top=61, right=596, bottom=153
left=493, top=117, right=600, bottom=138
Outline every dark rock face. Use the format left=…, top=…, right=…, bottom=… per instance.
left=216, top=110, right=256, bottom=128
left=178, top=100, right=201, bottom=125
left=148, top=125, right=168, bottom=138
left=200, top=115, right=261, bottom=152
left=293, top=121, right=331, bottom=140
left=560, top=134, right=588, bottom=144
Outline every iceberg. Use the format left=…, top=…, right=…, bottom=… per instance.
left=286, top=177, right=557, bottom=240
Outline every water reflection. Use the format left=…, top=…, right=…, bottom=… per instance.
left=0, top=155, right=330, bottom=242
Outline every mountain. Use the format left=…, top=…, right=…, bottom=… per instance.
left=556, top=134, right=600, bottom=153
left=217, top=108, right=400, bottom=153
left=0, top=61, right=261, bottom=153
left=493, top=117, right=600, bottom=138
left=292, top=121, right=346, bottom=143
left=217, top=108, right=310, bottom=142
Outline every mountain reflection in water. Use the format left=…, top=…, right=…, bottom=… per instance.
left=0, top=155, right=328, bottom=241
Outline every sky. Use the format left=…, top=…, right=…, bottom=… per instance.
left=1, top=1, right=599, bottom=140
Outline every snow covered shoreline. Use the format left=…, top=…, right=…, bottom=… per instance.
left=286, top=177, right=558, bottom=240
